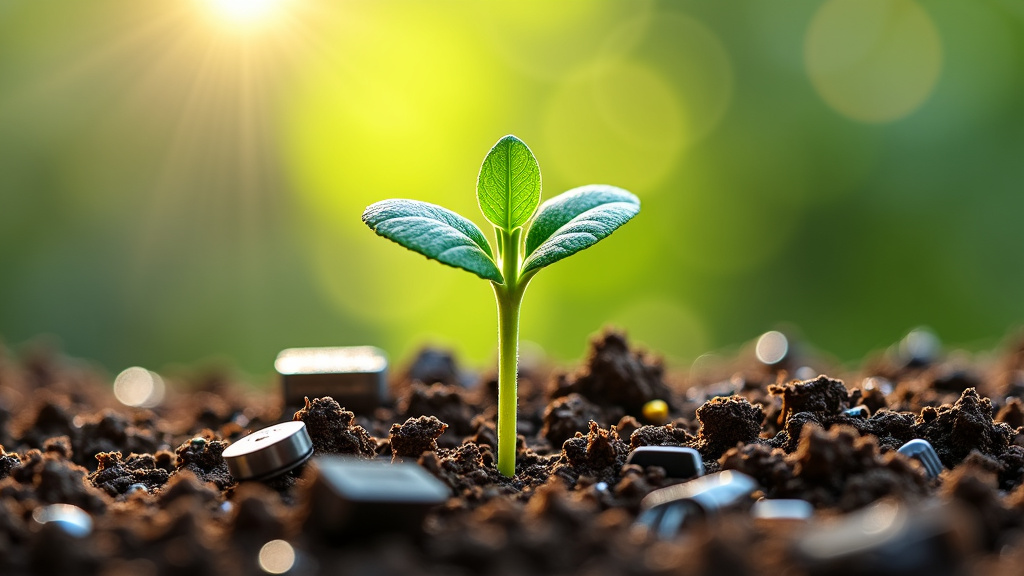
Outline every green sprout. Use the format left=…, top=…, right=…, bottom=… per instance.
left=362, top=135, right=640, bottom=477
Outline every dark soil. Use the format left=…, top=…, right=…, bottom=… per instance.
left=3, top=330, right=1024, bottom=575
left=390, top=415, right=448, bottom=460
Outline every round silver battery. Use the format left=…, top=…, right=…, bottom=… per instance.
left=223, top=421, right=314, bottom=481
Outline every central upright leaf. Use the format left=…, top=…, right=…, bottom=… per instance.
left=476, top=135, right=541, bottom=232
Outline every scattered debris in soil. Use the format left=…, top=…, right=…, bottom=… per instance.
left=2, top=328, right=1024, bottom=575
left=89, top=451, right=170, bottom=496
left=723, top=425, right=930, bottom=511
left=173, top=434, right=233, bottom=489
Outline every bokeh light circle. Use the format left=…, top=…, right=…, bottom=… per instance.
left=258, top=540, right=295, bottom=574
left=805, top=0, right=942, bottom=123
left=755, top=331, right=789, bottom=365
left=113, top=367, right=165, bottom=408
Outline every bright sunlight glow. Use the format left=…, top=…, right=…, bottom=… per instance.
left=206, top=0, right=285, bottom=28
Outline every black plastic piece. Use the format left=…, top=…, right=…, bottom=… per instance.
left=304, top=456, right=450, bottom=541
left=626, top=446, right=705, bottom=479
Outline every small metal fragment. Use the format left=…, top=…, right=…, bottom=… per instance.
left=276, top=346, right=388, bottom=413
left=897, top=439, right=943, bottom=479
left=844, top=406, right=870, bottom=418
left=751, top=498, right=814, bottom=522
left=306, top=456, right=450, bottom=539
left=862, top=376, right=894, bottom=395
left=125, top=483, right=148, bottom=496
left=643, top=470, right=757, bottom=513
left=223, top=421, right=314, bottom=481
left=636, top=470, right=758, bottom=538
left=626, top=446, right=705, bottom=479
left=32, top=504, right=93, bottom=538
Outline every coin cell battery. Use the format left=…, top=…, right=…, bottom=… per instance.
left=223, top=421, right=314, bottom=481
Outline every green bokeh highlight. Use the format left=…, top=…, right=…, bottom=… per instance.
left=0, top=0, right=1021, bottom=378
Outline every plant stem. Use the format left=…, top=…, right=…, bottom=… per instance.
left=493, top=227, right=529, bottom=477
left=494, top=287, right=521, bottom=477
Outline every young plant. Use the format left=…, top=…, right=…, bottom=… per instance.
left=362, top=135, right=640, bottom=477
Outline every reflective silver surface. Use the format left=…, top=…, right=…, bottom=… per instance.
left=898, top=438, right=943, bottom=479
left=32, top=504, right=93, bottom=538
left=751, top=498, right=814, bottom=521
left=223, top=421, right=314, bottom=481
left=276, top=346, right=388, bottom=412
left=636, top=470, right=758, bottom=538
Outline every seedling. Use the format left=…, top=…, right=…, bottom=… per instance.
left=362, top=135, right=640, bottom=477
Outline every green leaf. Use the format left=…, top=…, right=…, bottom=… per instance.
left=522, top=185, right=640, bottom=273
left=476, top=135, right=541, bottom=232
left=362, top=199, right=503, bottom=282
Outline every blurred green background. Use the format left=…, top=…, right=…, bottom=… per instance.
left=0, top=0, right=1022, bottom=378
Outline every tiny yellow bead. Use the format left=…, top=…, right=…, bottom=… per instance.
left=642, top=399, right=669, bottom=424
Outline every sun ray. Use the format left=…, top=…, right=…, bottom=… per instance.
left=2, top=0, right=367, bottom=358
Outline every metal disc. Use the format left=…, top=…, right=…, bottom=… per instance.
left=223, top=421, right=314, bottom=481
